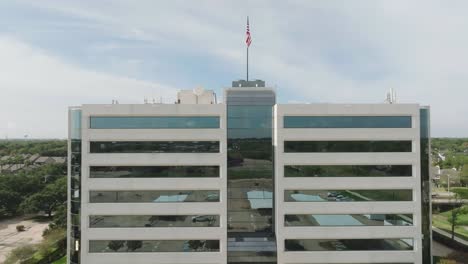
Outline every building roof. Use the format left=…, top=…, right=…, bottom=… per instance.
left=28, top=154, right=40, bottom=162
left=51, top=157, right=66, bottom=163
left=35, top=156, right=53, bottom=163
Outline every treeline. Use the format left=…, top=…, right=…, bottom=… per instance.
left=432, top=138, right=468, bottom=154
left=432, top=138, right=468, bottom=186
left=0, top=163, right=67, bottom=227
left=0, top=140, right=67, bottom=157
left=0, top=140, right=68, bottom=264
left=432, top=138, right=468, bottom=168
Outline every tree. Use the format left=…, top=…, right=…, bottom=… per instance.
left=188, top=240, right=204, bottom=251
left=20, top=177, right=66, bottom=217
left=126, top=240, right=143, bottom=252
left=108, top=241, right=125, bottom=252
left=448, top=195, right=468, bottom=240
left=0, top=190, right=22, bottom=217
left=460, top=165, right=468, bottom=187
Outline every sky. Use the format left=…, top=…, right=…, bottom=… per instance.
left=0, top=0, right=467, bottom=138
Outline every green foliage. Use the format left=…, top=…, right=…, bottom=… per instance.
left=36, top=228, right=66, bottom=258
left=20, top=177, right=67, bottom=217
left=126, top=240, right=143, bottom=252
left=451, top=187, right=468, bottom=199
left=0, top=139, right=66, bottom=157
left=52, top=256, right=66, bottom=264
left=4, top=245, right=36, bottom=264
left=0, top=162, right=66, bottom=218
left=432, top=138, right=468, bottom=154
left=431, top=138, right=468, bottom=170
left=461, top=165, right=468, bottom=186
left=0, top=190, right=22, bottom=217
left=108, top=241, right=125, bottom=252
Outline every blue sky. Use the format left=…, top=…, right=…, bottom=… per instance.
left=0, top=0, right=467, bottom=138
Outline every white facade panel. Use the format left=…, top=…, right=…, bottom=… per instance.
left=69, top=101, right=427, bottom=264
left=75, top=104, right=227, bottom=264
left=275, top=104, right=423, bottom=264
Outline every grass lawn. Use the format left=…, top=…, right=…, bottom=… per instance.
left=432, top=206, right=468, bottom=241
left=452, top=187, right=468, bottom=199
left=52, top=256, right=66, bottom=264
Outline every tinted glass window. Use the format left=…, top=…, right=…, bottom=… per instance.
left=284, top=116, right=411, bottom=128
left=284, top=165, right=412, bottom=177
left=285, top=239, right=413, bottom=251
left=89, top=215, right=219, bottom=228
left=89, top=240, right=219, bottom=252
left=285, top=214, right=413, bottom=226
left=90, top=166, right=219, bottom=178
left=284, top=190, right=412, bottom=202
left=284, top=141, right=412, bottom=152
left=90, top=141, right=219, bottom=153
left=90, top=190, right=220, bottom=203
left=90, top=116, right=220, bottom=129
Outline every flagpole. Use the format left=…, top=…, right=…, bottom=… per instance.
left=247, top=45, right=249, bottom=81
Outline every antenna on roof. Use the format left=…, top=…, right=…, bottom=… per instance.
left=384, top=88, right=397, bottom=104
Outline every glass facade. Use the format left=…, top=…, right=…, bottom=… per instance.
left=284, top=116, right=412, bottom=128
left=284, top=190, right=413, bottom=202
left=284, top=239, right=413, bottom=251
left=420, top=108, right=432, bottom=263
left=226, top=87, right=277, bottom=263
left=69, top=109, right=81, bottom=264
left=89, top=240, right=220, bottom=252
left=90, top=190, right=220, bottom=203
left=89, top=215, right=220, bottom=228
left=90, top=141, right=219, bottom=153
left=284, top=141, right=412, bottom=152
left=90, top=166, right=219, bottom=178
left=284, top=165, right=412, bottom=177
left=284, top=214, right=413, bottom=226
left=90, top=116, right=220, bottom=129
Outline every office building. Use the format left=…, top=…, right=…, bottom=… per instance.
left=68, top=80, right=431, bottom=264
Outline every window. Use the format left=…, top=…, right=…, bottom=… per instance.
left=284, top=214, right=413, bottom=226
left=90, top=166, right=219, bottom=178
left=284, top=190, right=412, bottom=202
left=284, top=165, right=412, bottom=177
left=90, top=141, right=220, bottom=153
left=90, top=190, right=220, bottom=203
left=284, top=141, right=412, bottom=152
left=90, top=116, right=220, bottom=129
left=89, top=215, right=220, bottom=228
left=89, top=240, right=220, bottom=252
left=284, top=116, right=411, bottom=128
left=285, top=239, right=413, bottom=251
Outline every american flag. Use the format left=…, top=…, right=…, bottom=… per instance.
left=246, top=17, right=252, bottom=47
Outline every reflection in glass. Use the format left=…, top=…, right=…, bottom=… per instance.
left=90, top=116, right=220, bottom=129
left=90, top=141, right=219, bottom=153
left=285, top=214, right=413, bottom=226
left=285, top=239, right=413, bottom=251
left=69, top=108, right=81, bottom=264
left=284, top=116, right=412, bottom=128
left=284, top=141, right=412, bottom=152
left=90, top=166, right=219, bottom=178
left=284, top=165, right=412, bottom=177
left=226, top=88, right=277, bottom=263
left=89, top=240, right=220, bottom=252
left=89, top=190, right=220, bottom=203
left=89, top=215, right=219, bottom=228
left=284, top=190, right=412, bottom=202
left=420, top=108, right=432, bottom=263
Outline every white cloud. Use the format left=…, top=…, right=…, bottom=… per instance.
left=0, top=36, right=177, bottom=138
